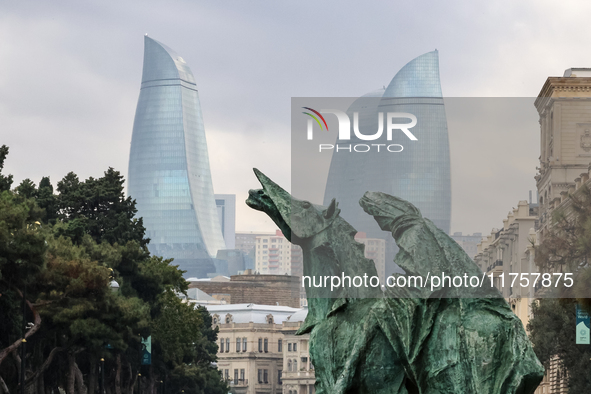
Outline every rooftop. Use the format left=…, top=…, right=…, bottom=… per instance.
left=204, top=304, right=307, bottom=324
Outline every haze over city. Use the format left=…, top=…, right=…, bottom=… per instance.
left=2, top=0, right=589, bottom=234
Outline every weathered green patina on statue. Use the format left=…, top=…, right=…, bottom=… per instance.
left=246, top=169, right=544, bottom=394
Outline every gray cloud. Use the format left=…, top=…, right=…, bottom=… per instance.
left=0, top=0, right=588, bottom=236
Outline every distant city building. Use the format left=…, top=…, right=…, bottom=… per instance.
left=281, top=309, right=315, bottom=394
left=216, top=249, right=251, bottom=276
left=533, top=69, right=591, bottom=394
left=450, top=232, right=483, bottom=259
left=188, top=271, right=301, bottom=308
left=255, top=230, right=303, bottom=278
left=354, top=232, right=386, bottom=285
left=473, top=201, right=546, bottom=393
left=474, top=201, right=538, bottom=301
left=535, top=68, right=591, bottom=240
left=128, top=36, right=225, bottom=278
left=216, top=194, right=236, bottom=249
left=323, top=50, right=451, bottom=275
left=180, top=287, right=226, bottom=306
left=206, top=304, right=310, bottom=394
left=236, top=232, right=271, bottom=267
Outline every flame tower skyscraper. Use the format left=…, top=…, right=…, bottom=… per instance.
left=128, top=36, right=225, bottom=277
left=323, top=50, right=451, bottom=275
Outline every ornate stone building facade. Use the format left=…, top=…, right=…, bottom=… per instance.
left=205, top=304, right=313, bottom=394
left=281, top=309, right=315, bottom=394
left=535, top=68, right=591, bottom=238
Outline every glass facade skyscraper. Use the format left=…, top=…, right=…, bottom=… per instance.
left=128, top=36, right=225, bottom=277
left=323, top=50, right=451, bottom=274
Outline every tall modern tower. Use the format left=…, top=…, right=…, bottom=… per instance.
left=128, top=36, right=226, bottom=278
left=323, top=50, right=451, bottom=274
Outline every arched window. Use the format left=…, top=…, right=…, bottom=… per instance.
left=294, top=360, right=297, bottom=371
left=288, top=359, right=292, bottom=372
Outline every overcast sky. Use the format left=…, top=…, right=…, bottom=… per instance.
left=1, top=0, right=590, bottom=236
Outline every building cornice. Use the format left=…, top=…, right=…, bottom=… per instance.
left=535, top=77, right=591, bottom=113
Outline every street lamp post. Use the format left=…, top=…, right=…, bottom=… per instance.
left=100, top=358, right=105, bottom=394
left=20, top=282, right=26, bottom=394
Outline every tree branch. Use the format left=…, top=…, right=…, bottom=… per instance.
left=0, top=288, right=42, bottom=367
left=25, top=347, right=64, bottom=388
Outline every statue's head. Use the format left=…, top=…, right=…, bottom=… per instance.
left=246, top=168, right=341, bottom=244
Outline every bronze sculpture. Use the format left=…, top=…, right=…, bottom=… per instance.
left=247, top=168, right=543, bottom=393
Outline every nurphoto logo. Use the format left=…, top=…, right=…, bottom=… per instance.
left=302, top=107, right=418, bottom=153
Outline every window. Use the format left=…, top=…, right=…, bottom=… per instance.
left=288, top=359, right=292, bottom=372
left=278, top=370, right=282, bottom=384
left=234, top=369, right=238, bottom=383
left=242, top=337, right=247, bottom=352
left=258, top=338, right=263, bottom=352
left=226, top=338, right=230, bottom=352
left=258, top=369, right=263, bottom=383
left=264, top=338, right=268, bottom=352
left=278, top=339, right=282, bottom=352
left=224, top=369, right=229, bottom=380
left=236, top=338, right=241, bottom=352
left=293, top=342, right=297, bottom=351
left=220, top=339, right=224, bottom=353
left=264, top=369, right=268, bottom=383
left=288, top=343, right=292, bottom=352
left=294, top=360, right=297, bottom=371
left=240, top=369, right=245, bottom=381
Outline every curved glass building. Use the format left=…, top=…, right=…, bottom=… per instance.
left=128, top=36, right=225, bottom=277
left=323, top=50, right=451, bottom=275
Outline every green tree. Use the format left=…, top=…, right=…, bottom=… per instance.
left=527, top=299, right=591, bottom=392
left=0, top=145, right=13, bottom=192
left=15, top=178, right=37, bottom=200
left=0, top=147, right=226, bottom=394
left=530, top=185, right=591, bottom=391
left=0, top=189, right=46, bottom=388
left=56, top=168, right=148, bottom=247
left=152, top=292, right=226, bottom=394
left=37, top=176, right=58, bottom=224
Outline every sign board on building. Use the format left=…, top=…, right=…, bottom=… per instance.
left=576, top=304, right=590, bottom=345
left=141, top=336, right=152, bottom=365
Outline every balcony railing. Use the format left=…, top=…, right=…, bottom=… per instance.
left=487, top=259, right=503, bottom=273
left=229, top=379, right=248, bottom=387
